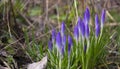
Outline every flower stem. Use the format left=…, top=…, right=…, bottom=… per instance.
left=67, top=58, right=70, bottom=69
left=98, top=27, right=103, bottom=42
left=59, top=56, right=61, bottom=69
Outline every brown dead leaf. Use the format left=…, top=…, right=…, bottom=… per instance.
left=27, top=56, right=47, bottom=69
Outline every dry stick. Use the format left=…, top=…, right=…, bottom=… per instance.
left=106, top=23, right=120, bottom=26
left=90, top=0, right=95, bottom=10
left=0, top=38, right=23, bottom=52
left=0, top=57, right=11, bottom=69
left=42, top=0, right=49, bottom=33
left=20, top=0, right=29, bottom=11
left=45, top=0, right=48, bottom=22
left=16, top=0, right=35, bottom=29
left=106, top=11, right=116, bottom=22
left=56, top=2, right=60, bottom=28
left=3, top=1, right=11, bottom=38
left=9, top=0, right=21, bottom=39
left=104, top=0, right=108, bottom=8
left=3, top=61, right=11, bottom=69
left=6, top=4, right=12, bottom=38
left=19, top=12, right=35, bottom=28
left=74, top=0, right=78, bottom=24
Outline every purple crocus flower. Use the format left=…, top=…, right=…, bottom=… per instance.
left=61, top=22, right=65, bottom=36
left=83, top=8, right=90, bottom=39
left=56, top=32, right=62, bottom=51
left=74, top=25, right=79, bottom=41
left=95, top=14, right=100, bottom=37
left=48, top=40, right=53, bottom=51
left=52, top=29, right=56, bottom=43
left=84, top=7, right=90, bottom=24
left=101, top=9, right=106, bottom=27
left=77, top=17, right=82, bottom=35
left=80, top=19, right=85, bottom=37
left=68, top=35, right=73, bottom=56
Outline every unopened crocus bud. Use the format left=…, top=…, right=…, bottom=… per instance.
left=83, top=8, right=90, bottom=39
left=80, top=19, right=85, bottom=37
left=101, top=9, right=106, bottom=27
left=77, top=17, right=82, bottom=35
left=68, top=35, right=73, bottom=56
left=52, top=29, right=56, bottom=43
left=74, top=25, right=79, bottom=41
left=95, top=14, right=100, bottom=37
left=84, top=7, right=90, bottom=24
left=61, top=22, right=65, bottom=36
left=48, top=40, right=53, bottom=51
left=56, top=32, right=62, bottom=51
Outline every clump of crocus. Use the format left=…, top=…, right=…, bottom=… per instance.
left=48, top=7, right=108, bottom=69
left=48, top=22, right=74, bottom=69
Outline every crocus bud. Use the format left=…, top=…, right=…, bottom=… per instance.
left=77, top=17, right=82, bottom=35
left=56, top=32, right=62, bottom=51
left=80, top=19, right=85, bottom=37
left=74, top=25, right=79, bottom=41
left=83, top=8, right=90, bottom=39
left=61, top=22, right=65, bottom=36
left=52, top=29, right=56, bottom=43
left=68, top=35, right=73, bottom=56
left=84, top=7, right=90, bottom=24
left=48, top=40, right=53, bottom=51
left=95, top=14, right=100, bottom=37
left=101, top=9, right=106, bottom=27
